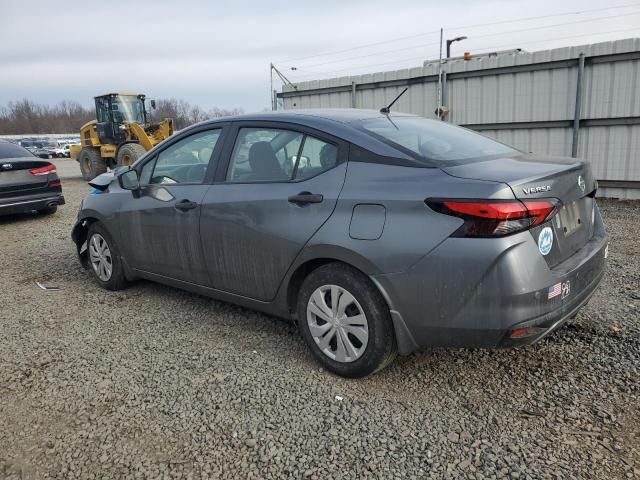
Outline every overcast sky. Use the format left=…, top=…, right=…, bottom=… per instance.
left=1, top=0, right=639, bottom=112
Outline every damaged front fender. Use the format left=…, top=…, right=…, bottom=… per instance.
left=88, top=171, right=115, bottom=191
left=71, top=217, right=98, bottom=269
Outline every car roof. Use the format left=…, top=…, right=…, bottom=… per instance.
left=222, top=108, right=418, bottom=124
left=190, top=109, right=419, bottom=160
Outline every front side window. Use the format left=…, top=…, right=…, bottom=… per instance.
left=356, top=117, right=517, bottom=164
left=227, top=128, right=338, bottom=182
left=140, top=129, right=221, bottom=185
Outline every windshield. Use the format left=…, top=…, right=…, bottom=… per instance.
left=111, top=96, right=145, bottom=124
left=357, top=117, right=517, bottom=164
left=0, top=142, right=33, bottom=159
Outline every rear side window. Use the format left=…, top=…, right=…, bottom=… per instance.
left=356, top=117, right=516, bottom=164
left=0, top=142, right=33, bottom=159
left=293, top=137, right=337, bottom=181
left=228, top=128, right=302, bottom=182
left=227, top=128, right=338, bottom=183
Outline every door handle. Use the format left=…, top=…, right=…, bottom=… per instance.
left=175, top=199, right=198, bottom=211
left=288, top=192, right=324, bottom=205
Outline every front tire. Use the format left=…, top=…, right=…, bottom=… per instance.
left=86, top=222, right=127, bottom=291
left=78, top=147, right=106, bottom=181
left=116, top=143, right=146, bottom=167
left=297, top=263, right=397, bottom=378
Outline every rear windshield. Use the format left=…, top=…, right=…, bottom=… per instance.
left=356, top=117, right=517, bottom=164
left=0, top=142, right=33, bottom=159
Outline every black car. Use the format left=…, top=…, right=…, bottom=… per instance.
left=0, top=140, right=65, bottom=216
left=31, top=147, right=56, bottom=159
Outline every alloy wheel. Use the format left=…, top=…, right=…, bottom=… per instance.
left=88, top=233, right=113, bottom=282
left=306, top=285, right=369, bottom=363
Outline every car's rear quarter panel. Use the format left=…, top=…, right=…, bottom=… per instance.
left=305, top=161, right=517, bottom=275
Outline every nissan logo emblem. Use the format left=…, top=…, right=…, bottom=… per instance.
left=578, top=175, right=585, bottom=193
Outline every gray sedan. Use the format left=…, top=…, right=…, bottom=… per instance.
left=71, top=109, right=608, bottom=377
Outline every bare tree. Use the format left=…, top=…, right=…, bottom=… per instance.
left=0, top=98, right=245, bottom=134
left=209, top=107, right=244, bottom=118
left=188, top=105, right=209, bottom=125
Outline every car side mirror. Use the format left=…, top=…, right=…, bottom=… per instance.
left=150, top=99, right=156, bottom=109
left=119, top=169, right=140, bottom=190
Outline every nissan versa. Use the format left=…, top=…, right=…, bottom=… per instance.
left=71, top=109, right=608, bottom=377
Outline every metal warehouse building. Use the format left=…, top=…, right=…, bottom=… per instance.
left=278, top=38, right=640, bottom=199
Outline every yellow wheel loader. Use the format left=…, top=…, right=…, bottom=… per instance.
left=70, top=93, right=174, bottom=180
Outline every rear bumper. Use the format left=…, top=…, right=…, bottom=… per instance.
left=373, top=210, right=608, bottom=354
left=0, top=194, right=65, bottom=216
left=497, top=252, right=605, bottom=347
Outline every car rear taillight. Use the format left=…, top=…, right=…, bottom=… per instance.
left=30, top=163, right=56, bottom=176
left=426, top=199, right=558, bottom=237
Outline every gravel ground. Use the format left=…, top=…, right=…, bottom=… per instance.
left=1, top=159, right=638, bottom=479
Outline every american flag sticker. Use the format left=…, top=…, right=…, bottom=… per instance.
left=548, top=282, right=561, bottom=299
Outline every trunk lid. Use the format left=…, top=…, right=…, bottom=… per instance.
left=0, top=158, right=52, bottom=199
left=441, top=154, right=597, bottom=267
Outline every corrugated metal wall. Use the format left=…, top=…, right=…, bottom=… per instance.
left=280, top=38, right=640, bottom=199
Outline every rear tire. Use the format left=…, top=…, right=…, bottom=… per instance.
left=78, top=147, right=106, bottom=181
left=297, top=263, right=397, bottom=378
left=116, top=143, right=146, bottom=167
left=86, top=222, right=127, bottom=291
left=37, top=205, right=57, bottom=215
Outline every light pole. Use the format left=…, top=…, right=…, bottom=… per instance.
left=446, top=36, right=467, bottom=59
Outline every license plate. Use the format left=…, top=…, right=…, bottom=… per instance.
left=555, top=201, right=582, bottom=236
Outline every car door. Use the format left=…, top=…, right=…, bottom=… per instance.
left=200, top=122, right=348, bottom=301
left=118, top=126, right=227, bottom=285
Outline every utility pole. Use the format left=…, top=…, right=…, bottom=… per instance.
left=270, top=63, right=275, bottom=111
left=437, top=35, right=467, bottom=121
left=270, top=63, right=297, bottom=111
left=436, top=28, right=443, bottom=120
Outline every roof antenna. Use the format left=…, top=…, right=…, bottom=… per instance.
left=380, top=87, right=408, bottom=114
